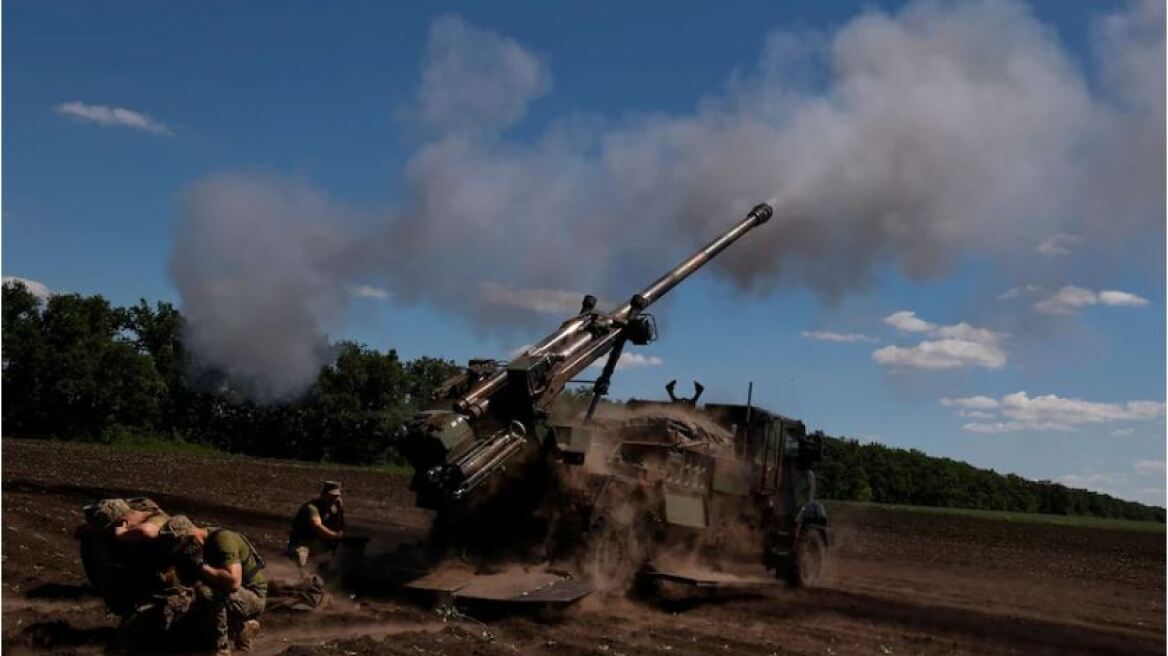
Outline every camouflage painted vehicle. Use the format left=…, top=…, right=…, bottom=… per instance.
left=388, top=202, right=832, bottom=604
left=578, top=384, right=831, bottom=590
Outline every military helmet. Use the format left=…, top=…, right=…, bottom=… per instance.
left=321, top=480, right=342, bottom=496
left=126, top=497, right=163, bottom=514
left=91, top=498, right=132, bottom=529
left=159, top=514, right=198, bottom=539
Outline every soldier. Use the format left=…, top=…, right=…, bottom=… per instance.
left=162, top=515, right=267, bottom=656
left=75, top=498, right=171, bottom=616
left=287, top=481, right=345, bottom=568
left=119, top=497, right=171, bottom=540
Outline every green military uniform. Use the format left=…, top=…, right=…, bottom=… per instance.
left=205, top=529, right=268, bottom=597
left=201, top=528, right=267, bottom=653
left=159, top=515, right=267, bottom=655
left=287, top=482, right=345, bottom=567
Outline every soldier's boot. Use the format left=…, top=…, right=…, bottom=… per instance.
left=235, top=619, right=260, bottom=653
left=214, top=600, right=232, bottom=656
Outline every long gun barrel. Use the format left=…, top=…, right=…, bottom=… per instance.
left=456, top=202, right=773, bottom=417
left=398, top=203, right=773, bottom=508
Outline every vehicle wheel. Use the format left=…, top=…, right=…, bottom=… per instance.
left=590, top=519, right=623, bottom=573
left=584, top=506, right=654, bottom=593
left=784, top=530, right=825, bottom=588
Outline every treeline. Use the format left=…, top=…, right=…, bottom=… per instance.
left=2, top=282, right=460, bottom=463
left=816, top=437, right=1165, bottom=522
left=3, top=282, right=1162, bottom=521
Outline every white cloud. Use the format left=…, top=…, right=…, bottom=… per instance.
left=965, top=421, right=1056, bottom=434
left=1111, top=427, right=1136, bottom=436
left=876, top=312, right=1006, bottom=371
left=1034, top=285, right=1098, bottom=314
left=956, top=391, right=1165, bottom=433
left=479, top=283, right=596, bottom=315
left=1055, top=472, right=1124, bottom=488
left=933, top=322, right=1001, bottom=344
left=349, top=285, right=389, bottom=300
left=511, top=343, right=660, bottom=372
left=998, top=284, right=1042, bottom=300
left=615, top=353, right=663, bottom=369
left=1099, top=290, right=1150, bottom=307
left=942, top=395, right=1000, bottom=410
left=1053, top=465, right=1165, bottom=505
left=801, top=330, right=877, bottom=343
left=588, top=352, right=663, bottom=371
left=1002, top=391, right=1164, bottom=425
left=3, top=276, right=52, bottom=300
left=883, top=310, right=935, bottom=333
left=1135, top=488, right=1167, bottom=505
left=1035, top=285, right=1150, bottom=314
left=1134, top=459, right=1166, bottom=475
left=956, top=409, right=996, bottom=419
left=873, top=339, right=1007, bottom=370
left=54, top=101, right=171, bottom=135
left=1036, top=233, right=1084, bottom=256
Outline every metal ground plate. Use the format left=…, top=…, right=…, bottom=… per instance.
left=643, top=567, right=781, bottom=589
left=405, top=568, right=593, bottom=605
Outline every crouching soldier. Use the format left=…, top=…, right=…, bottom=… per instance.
left=287, top=481, right=345, bottom=568
left=162, top=515, right=267, bottom=655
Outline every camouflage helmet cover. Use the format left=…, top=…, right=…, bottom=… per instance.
left=91, top=498, right=132, bottom=529
left=159, top=514, right=198, bottom=539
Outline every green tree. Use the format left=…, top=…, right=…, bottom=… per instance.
left=312, top=342, right=413, bottom=463
left=3, top=288, right=166, bottom=439
left=404, top=355, right=461, bottom=406
left=127, top=300, right=189, bottom=434
left=2, top=282, right=48, bottom=434
left=1, top=285, right=1163, bottom=522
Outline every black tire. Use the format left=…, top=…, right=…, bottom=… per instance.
left=591, top=516, right=651, bottom=586
left=784, top=530, right=825, bottom=588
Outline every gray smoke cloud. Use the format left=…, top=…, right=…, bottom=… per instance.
left=414, top=14, right=552, bottom=132
left=170, top=174, right=363, bottom=398
left=170, top=2, right=1164, bottom=397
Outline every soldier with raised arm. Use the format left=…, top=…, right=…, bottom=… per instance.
left=287, top=481, right=345, bottom=568
left=75, top=498, right=171, bottom=616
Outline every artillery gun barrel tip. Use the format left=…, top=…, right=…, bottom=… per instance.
left=750, top=203, right=774, bottom=224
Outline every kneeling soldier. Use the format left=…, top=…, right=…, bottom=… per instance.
left=287, top=481, right=345, bottom=568
left=162, top=515, right=267, bottom=655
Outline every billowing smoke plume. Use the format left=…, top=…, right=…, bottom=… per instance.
left=170, top=175, right=363, bottom=398
left=171, top=0, right=1165, bottom=397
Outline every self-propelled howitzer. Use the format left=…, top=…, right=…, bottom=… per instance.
left=396, top=203, right=773, bottom=509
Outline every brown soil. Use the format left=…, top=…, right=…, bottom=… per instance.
left=3, top=438, right=1163, bottom=655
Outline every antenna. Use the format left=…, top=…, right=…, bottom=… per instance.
left=743, top=381, right=754, bottom=458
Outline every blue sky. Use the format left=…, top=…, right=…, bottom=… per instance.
left=4, top=0, right=1165, bottom=504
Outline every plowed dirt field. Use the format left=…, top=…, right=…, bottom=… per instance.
left=3, top=439, right=1163, bottom=655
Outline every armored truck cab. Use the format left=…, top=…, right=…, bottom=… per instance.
left=591, top=392, right=832, bottom=588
